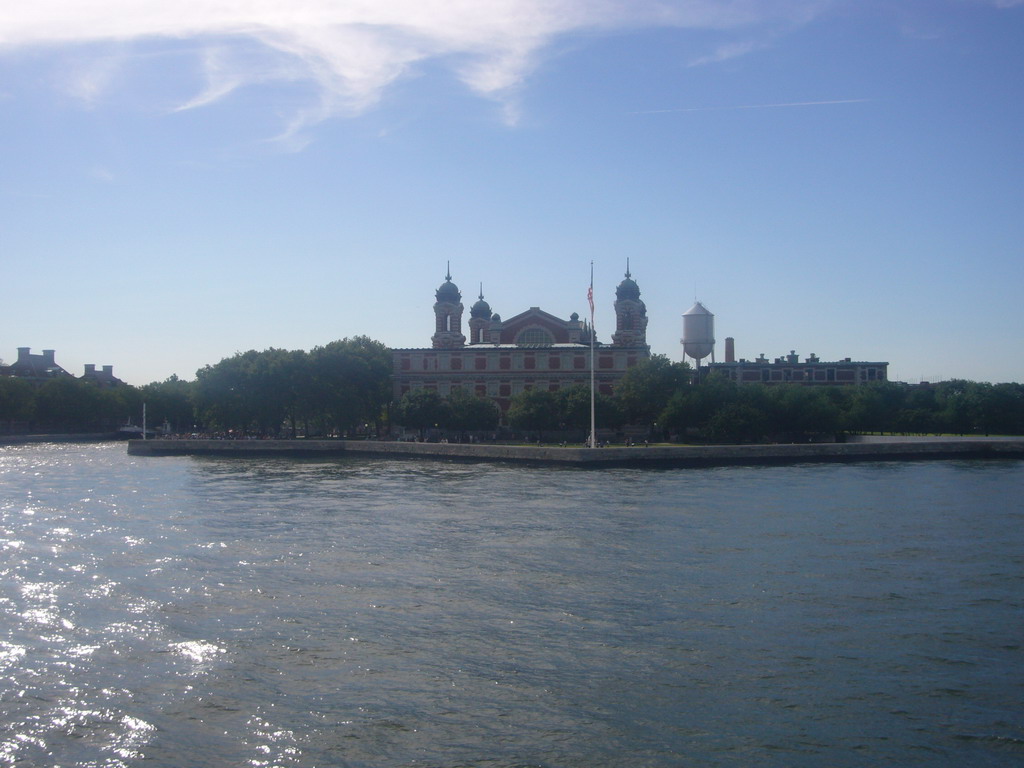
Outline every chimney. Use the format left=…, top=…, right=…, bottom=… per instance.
left=725, top=337, right=735, bottom=363
left=84, top=364, right=96, bottom=375
left=17, top=347, right=30, bottom=362
left=102, top=365, right=113, bottom=376
left=43, top=350, right=56, bottom=365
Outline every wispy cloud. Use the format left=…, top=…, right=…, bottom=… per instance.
left=630, top=98, right=871, bottom=115
left=0, top=1, right=843, bottom=140
left=687, top=39, right=764, bottom=67
left=89, top=165, right=115, bottom=182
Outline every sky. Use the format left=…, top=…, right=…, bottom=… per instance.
left=2, top=0, right=1022, bottom=386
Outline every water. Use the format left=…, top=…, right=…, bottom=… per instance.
left=1, top=442, right=1021, bottom=767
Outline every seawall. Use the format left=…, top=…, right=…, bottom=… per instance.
left=126, top=438, right=1024, bottom=468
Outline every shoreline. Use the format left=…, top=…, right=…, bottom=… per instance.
left=125, top=437, right=1024, bottom=468
left=0, top=433, right=123, bottom=445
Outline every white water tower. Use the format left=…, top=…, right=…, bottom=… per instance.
left=681, top=301, right=715, bottom=366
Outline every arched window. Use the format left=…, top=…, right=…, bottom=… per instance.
left=515, top=327, right=554, bottom=346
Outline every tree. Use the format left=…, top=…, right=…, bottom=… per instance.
left=35, top=377, right=105, bottom=431
left=507, top=389, right=560, bottom=442
left=763, top=385, right=841, bottom=441
left=0, top=377, right=35, bottom=429
left=705, top=403, right=768, bottom=443
left=688, top=372, right=741, bottom=430
left=139, top=375, right=196, bottom=434
left=309, top=337, right=393, bottom=436
left=445, top=390, right=500, bottom=434
left=395, top=389, right=450, bottom=439
left=194, top=351, right=262, bottom=433
left=844, top=382, right=906, bottom=434
left=615, top=354, right=692, bottom=429
left=558, top=384, right=625, bottom=433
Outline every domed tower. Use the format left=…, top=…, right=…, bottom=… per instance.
left=432, top=266, right=466, bottom=349
left=467, top=284, right=493, bottom=345
left=611, top=261, right=648, bottom=347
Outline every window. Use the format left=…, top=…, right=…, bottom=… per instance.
left=515, top=327, right=554, bottom=345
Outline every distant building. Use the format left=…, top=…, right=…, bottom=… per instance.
left=392, top=267, right=651, bottom=415
left=81, top=363, right=125, bottom=389
left=706, top=349, right=887, bottom=385
left=2, top=348, right=125, bottom=388
left=2, top=347, right=73, bottom=385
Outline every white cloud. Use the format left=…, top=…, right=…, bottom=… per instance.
left=688, top=39, right=763, bottom=67
left=89, top=165, right=115, bottom=182
left=1, top=1, right=835, bottom=137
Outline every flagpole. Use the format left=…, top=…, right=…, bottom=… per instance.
left=589, top=262, right=596, bottom=449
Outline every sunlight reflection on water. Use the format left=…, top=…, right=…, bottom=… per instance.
left=0, top=442, right=1021, bottom=767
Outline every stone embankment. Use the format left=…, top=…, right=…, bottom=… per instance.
left=126, top=438, right=1024, bottom=468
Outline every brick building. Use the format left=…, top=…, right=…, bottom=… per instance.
left=705, top=350, right=888, bottom=385
left=392, top=268, right=651, bottom=415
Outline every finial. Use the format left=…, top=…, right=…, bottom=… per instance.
left=446, top=261, right=451, bottom=282
left=479, top=282, right=484, bottom=300
left=625, top=257, right=631, bottom=279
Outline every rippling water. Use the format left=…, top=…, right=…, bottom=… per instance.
left=1, top=442, right=1022, bottom=767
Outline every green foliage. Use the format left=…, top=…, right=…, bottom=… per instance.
left=764, top=385, right=841, bottom=440
left=558, top=384, right=625, bottom=432
left=32, top=377, right=136, bottom=432
left=444, top=390, right=500, bottom=433
left=311, top=337, right=393, bottom=435
left=615, top=354, right=691, bottom=427
left=395, top=389, right=450, bottom=438
left=139, top=375, right=196, bottom=433
left=705, top=403, right=769, bottom=443
left=0, top=376, right=35, bottom=425
left=193, top=337, right=392, bottom=435
left=507, top=389, right=561, bottom=440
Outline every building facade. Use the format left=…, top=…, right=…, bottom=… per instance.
left=705, top=350, right=888, bottom=385
left=392, top=268, right=651, bottom=415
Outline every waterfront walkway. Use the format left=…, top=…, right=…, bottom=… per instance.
left=126, top=437, right=1024, bottom=468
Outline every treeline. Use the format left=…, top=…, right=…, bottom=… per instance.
left=192, top=337, right=391, bottom=436
left=493, top=356, right=1024, bottom=442
left=0, top=375, right=148, bottom=433
left=607, top=356, right=1024, bottom=442
left=2, top=347, right=1022, bottom=441
left=0, top=337, right=392, bottom=437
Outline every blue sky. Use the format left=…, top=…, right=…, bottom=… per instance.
left=2, top=0, right=1022, bottom=385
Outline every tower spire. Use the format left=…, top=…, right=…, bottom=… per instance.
left=625, top=257, right=631, bottom=279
